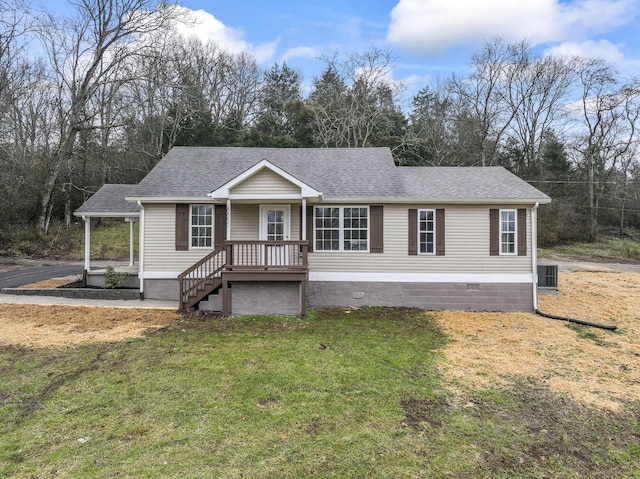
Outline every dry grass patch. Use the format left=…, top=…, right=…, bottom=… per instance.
left=437, top=271, right=640, bottom=411
left=17, top=277, right=79, bottom=289
left=0, top=304, right=178, bottom=347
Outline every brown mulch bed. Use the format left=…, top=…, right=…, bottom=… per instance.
left=436, top=271, right=640, bottom=411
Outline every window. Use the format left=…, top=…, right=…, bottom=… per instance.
left=500, top=209, right=516, bottom=255
left=343, top=207, right=368, bottom=251
left=314, top=206, right=368, bottom=252
left=315, top=207, right=339, bottom=251
left=191, top=204, right=213, bottom=248
left=418, top=209, right=435, bottom=254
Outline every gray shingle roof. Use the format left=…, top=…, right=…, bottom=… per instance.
left=134, top=147, right=403, bottom=199
left=398, top=166, right=551, bottom=202
left=75, top=147, right=550, bottom=215
left=74, top=184, right=141, bottom=216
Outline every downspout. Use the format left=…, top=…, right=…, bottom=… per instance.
left=531, top=203, right=539, bottom=310
left=138, top=201, right=145, bottom=300
left=531, top=202, right=617, bottom=331
left=82, top=215, right=90, bottom=285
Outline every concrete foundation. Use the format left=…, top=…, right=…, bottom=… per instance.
left=307, top=281, right=534, bottom=312
left=143, top=278, right=534, bottom=313
left=144, top=279, right=179, bottom=301
left=230, top=282, right=301, bottom=316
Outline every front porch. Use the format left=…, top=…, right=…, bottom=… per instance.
left=179, top=240, right=309, bottom=315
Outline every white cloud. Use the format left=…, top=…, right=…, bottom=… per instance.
left=173, top=7, right=278, bottom=63
left=386, top=0, right=634, bottom=54
left=545, top=39, right=625, bottom=63
left=281, top=46, right=321, bottom=63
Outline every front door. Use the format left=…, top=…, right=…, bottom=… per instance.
left=260, top=205, right=291, bottom=265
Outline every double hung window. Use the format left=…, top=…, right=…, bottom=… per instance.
left=314, top=206, right=369, bottom=252
left=191, top=204, right=213, bottom=248
left=500, top=209, right=516, bottom=255
left=418, top=209, right=436, bottom=254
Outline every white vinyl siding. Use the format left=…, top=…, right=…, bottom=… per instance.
left=308, top=204, right=531, bottom=274
left=144, top=203, right=213, bottom=272
left=231, top=204, right=300, bottom=241
left=230, top=169, right=301, bottom=195
left=144, top=203, right=303, bottom=273
left=142, top=203, right=531, bottom=276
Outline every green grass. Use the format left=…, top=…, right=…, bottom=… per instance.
left=539, top=235, right=640, bottom=263
left=0, top=219, right=137, bottom=261
left=1, top=307, right=639, bottom=478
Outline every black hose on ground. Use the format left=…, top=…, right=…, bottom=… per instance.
left=535, top=309, right=617, bottom=331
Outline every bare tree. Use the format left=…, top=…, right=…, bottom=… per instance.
left=448, top=38, right=520, bottom=166
left=501, top=44, right=576, bottom=175
left=573, top=58, right=640, bottom=241
left=34, top=0, right=182, bottom=235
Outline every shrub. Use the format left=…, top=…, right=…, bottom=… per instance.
left=104, top=266, right=128, bottom=289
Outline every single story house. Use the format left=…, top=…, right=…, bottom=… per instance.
left=74, top=147, right=551, bottom=315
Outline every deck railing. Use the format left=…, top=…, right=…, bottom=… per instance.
left=178, top=241, right=309, bottom=310
left=178, top=244, right=227, bottom=306
left=225, top=240, right=309, bottom=270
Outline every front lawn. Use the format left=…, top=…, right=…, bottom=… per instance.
left=1, top=307, right=639, bottom=478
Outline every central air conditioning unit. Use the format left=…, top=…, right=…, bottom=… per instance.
left=537, top=264, right=558, bottom=289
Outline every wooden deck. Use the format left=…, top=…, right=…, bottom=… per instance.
left=178, top=241, right=309, bottom=313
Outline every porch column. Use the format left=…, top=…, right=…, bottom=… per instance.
left=126, top=218, right=135, bottom=267
left=226, top=199, right=231, bottom=240
left=83, top=216, right=91, bottom=272
left=301, top=198, right=307, bottom=241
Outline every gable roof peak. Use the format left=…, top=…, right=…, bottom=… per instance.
left=208, top=157, right=322, bottom=200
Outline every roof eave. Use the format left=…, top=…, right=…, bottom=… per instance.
left=127, top=195, right=551, bottom=205
left=316, top=197, right=551, bottom=205
left=126, top=196, right=223, bottom=203
left=73, top=211, right=140, bottom=218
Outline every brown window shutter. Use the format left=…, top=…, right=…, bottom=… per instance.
left=214, top=204, right=227, bottom=248
left=175, top=203, right=189, bottom=251
left=436, top=208, right=445, bottom=256
left=408, top=209, right=417, bottom=255
left=370, top=205, right=383, bottom=253
left=517, top=208, right=527, bottom=256
left=306, top=205, right=314, bottom=252
left=489, top=209, right=499, bottom=256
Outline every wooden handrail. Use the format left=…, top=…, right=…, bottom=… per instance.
left=178, top=241, right=310, bottom=310
left=178, top=244, right=226, bottom=308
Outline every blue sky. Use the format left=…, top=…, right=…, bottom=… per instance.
left=41, top=0, right=640, bottom=100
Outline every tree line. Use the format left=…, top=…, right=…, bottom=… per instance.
left=1, top=0, right=639, bottom=245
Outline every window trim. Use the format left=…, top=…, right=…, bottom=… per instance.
left=313, top=205, right=370, bottom=253
left=418, top=208, right=436, bottom=255
left=189, top=204, right=214, bottom=249
left=499, top=209, right=517, bottom=256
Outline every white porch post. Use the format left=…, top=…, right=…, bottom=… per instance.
left=301, top=198, right=307, bottom=241
left=83, top=216, right=91, bottom=272
left=128, top=219, right=135, bottom=267
left=226, top=199, right=231, bottom=240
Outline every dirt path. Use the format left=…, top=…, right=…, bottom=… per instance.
left=546, top=255, right=640, bottom=273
